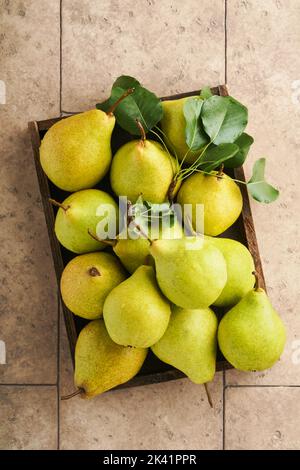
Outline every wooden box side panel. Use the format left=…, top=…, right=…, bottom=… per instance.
left=28, top=121, right=77, bottom=361
left=218, top=86, right=266, bottom=291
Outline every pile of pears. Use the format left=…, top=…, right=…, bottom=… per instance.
left=39, top=89, right=286, bottom=400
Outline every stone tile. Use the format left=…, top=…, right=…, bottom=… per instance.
left=0, top=385, right=57, bottom=450
left=226, top=0, right=300, bottom=385
left=0, top=1, right=60, bottom=382
left=61, top=0, right=225, bottom=111
left=225, top=386, right=300, bottom=450
left=60, top=355, right=223, bottom=450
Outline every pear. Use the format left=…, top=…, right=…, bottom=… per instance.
left=52, top=189, right=118, bottom=254
left=112, top=233, right=153, bottom=274
left=74, top=320, right=147, bottom=398
left=149, top=237, right=227, bottom=309
left=207, top=237, right=255, bottom=307
left=40, top=89, right=133, bottom=191
left=110, top=122, right=180, bottom=203
left=60, top=252, right=127, bottom=320
left=218, top=288, right=286, bottom=371
left=152, top=306, right=218, bottom=384
left=103, top=265, right=171, bottom=348
left=113, top=221, right=183, bottom=273
left=161, top=97, right=201, bottom=164
left=177, top=170, right=243, bottom=236
left=40, top=110, right=114, bottom=191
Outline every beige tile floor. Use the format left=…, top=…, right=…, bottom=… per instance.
left=0, top=0, right=299, bottom=450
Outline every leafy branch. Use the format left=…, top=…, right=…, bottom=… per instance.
left=171, top=87, right=279, bottom=204
left=97, top=75, right=163, bottom=135
left=183, top=158, right=279, bottom=204
left=96, top=77, right=279, bottom=204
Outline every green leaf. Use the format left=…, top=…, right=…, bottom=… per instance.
left=97, top=76, right=163, bottom=135
left=224, top=133, right=254, bottom=168
left=183, top=97, right=208, bottom=151
left=96, top=76, right=140, bottom=112
left=113, top=75, right=140, bottom=89
left=130, top=197, right=176, bottom=232
left=199, top=86, right=213, bottom=100
left=201, top=95, right=227, bottom=141
left=96, top=86, right=123, bottom=114
left=247, top=158, right=279, bottom=203
left=202, top=95, right=248, bottom=145
left=200, top=143, right=239, bottom=172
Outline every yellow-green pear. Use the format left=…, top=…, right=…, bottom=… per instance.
left=152, top=306, right=218, bottom=384
left=207, top=237, right=255, bottom=307
left=177, top=171, right=243, bottom=236
left=161, top=97, right=201, bottom=164
left=110, top=124, right=180, bottom=203
left=60, top=252, right=127, bottom=320
left=218, top=288, right=286, bottom=371
left=53, top=189, right=118, bottom=254
left=112, top=234, right=154, bottom=274
left=149, top=237, right=227, bottom=309
left=40, top=89, right=134, bottom=191
left=103, top=265, right=171, bottom=348
left=113, top=221, right=183, bottom=273
left=75, top=320, right=147, bottom=398
left=40, top=109, right=115, bottom=191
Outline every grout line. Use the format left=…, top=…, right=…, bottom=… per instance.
left=61, top=110, right=79, bottom=115
left=57, top=291, right=61, bottom=450
left=0, top=384, right=57, bottom=387
left=224, top=0, right=228, bottom=84
left=222, top=0, right=227, bottom=450
left=59, top=0, right=63, bottom=115
left=57, top=0, right=63, bottom=450
left=222, top=371, right=226, bottom=450
left=225, top=384, right=300, bottom=389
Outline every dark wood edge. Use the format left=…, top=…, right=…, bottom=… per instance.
left=28, top=83, right=269, bottom=390
left=35, top=86, right=222, bottom=130
left=217, top=86, right=266, bottom=291
left=233, top=166, right=266, bottom=291
left=28, top=121, right=78, bottom=362
left=160, top=85, right=220, bottom=102
left=36, top=115, right=70, bottom=131
left=115, top=360, right=231, bottom=391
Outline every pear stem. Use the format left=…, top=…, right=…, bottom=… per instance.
left=217, top=163, right=224, bottom=180
left=48, top=198, right=70, bottom=212
left=87, top=229, right=117, bottom=247
left=136, top=119, right=146, bottom=142
left=252, top=270, right=261, bottom=290
left=88, top=267, right=101, bottom=277
left=126, top=201, right=152, bottom=244
left=204, top=383, right=213, bottom=408
left=131, top=221, right=153, bottom=244
left=107, top=88, right=135, bottom=115
left=61, top=389, right=83, bottom=400
left=168, top=178, right=177, bottom=202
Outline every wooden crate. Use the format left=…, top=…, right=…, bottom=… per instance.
left=28, top=85, right=265, bottom=389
